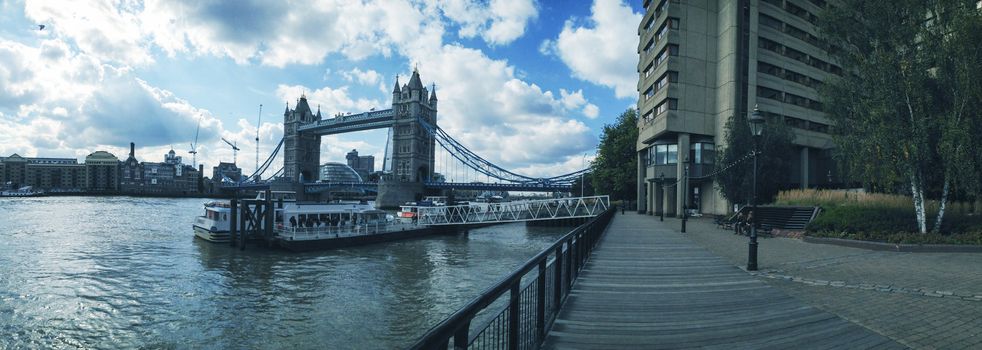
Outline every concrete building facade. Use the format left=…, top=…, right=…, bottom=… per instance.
left=83, top=151, right=119, bottom=192
left=345, top=149, right=375, bottom=180
left=0, top=154, right=84, bottom=191
left=636, top=0, right=838, bottom=216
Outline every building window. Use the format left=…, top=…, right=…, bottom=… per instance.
left=656, top=71, right=678, bottom=91
left=762, top=0, right=782, bottom=7
left=643, top=62, right=654, bottom=78
left=655, top=44, right=679, bottom=66
left=760, top=14, right=783, bottom=31
left=655, top=98, right=677, bottom=115
left=690, top=143, right=715, bottom=164
left=758, top=86, right=783, bottom=101
left=651, top=144, right=678, bottom=165
left=785, top=46, right=808, bottom=64
left=643, top=38, right=654, bottom=54
left=759, top=37, right=782, bottom=53
left=644, top=86, right=655, bottom=100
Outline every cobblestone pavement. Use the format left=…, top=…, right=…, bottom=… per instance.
left=651, top=214, right=982, bottom=349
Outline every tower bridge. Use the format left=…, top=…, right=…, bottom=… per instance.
left=229, top=68, right=586, bottom=208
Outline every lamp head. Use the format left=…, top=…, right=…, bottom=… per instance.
left=749, top=104, right=765, bottom=137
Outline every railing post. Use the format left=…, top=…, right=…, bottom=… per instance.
left=565, top=239, right=573, bottom=290
left=453, top=321, right=470, bottom=350
left=553, top=246, right=563, bottom=311
left=509, top=283, right=520, bottom=350
left=536, top=260, right=546, bottom=345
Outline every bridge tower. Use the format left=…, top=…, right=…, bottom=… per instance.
left=283, top=95, right=322, bottom=183
left=377, top=68, right=438, bottom=208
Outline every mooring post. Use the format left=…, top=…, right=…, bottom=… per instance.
left=265, top=189, right=274, bottom=239
left=230, top=199, right=238, bottom=247
left=239, top=200, right=247, bottom=250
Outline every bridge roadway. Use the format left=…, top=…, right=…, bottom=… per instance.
left=542, top=212, right=902, bottom=349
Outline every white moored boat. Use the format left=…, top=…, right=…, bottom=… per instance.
left=193, top=201, right=232, bottom=242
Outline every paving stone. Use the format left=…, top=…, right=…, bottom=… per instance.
left=660, top=215, right=982, bottom=349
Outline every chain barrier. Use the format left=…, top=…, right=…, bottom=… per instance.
left=659, top=150, right=757, bottom=190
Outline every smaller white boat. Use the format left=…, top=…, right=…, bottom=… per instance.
left=193, top=201, right=232, bottom=242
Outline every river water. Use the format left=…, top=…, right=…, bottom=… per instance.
left=0, top=196, right=572, bottom=349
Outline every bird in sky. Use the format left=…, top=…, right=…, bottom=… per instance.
left=38, top=24, right=45, bottom=30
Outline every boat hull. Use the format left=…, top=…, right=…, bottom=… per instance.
left=193, top=225, right=231, bottom=243
left=275, top=227, right=434, bottom=252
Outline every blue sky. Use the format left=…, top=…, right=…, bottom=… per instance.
left=0, top=0, right=643, bottom=180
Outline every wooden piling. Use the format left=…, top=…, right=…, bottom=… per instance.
left=230, top=199, right=238, bottom=247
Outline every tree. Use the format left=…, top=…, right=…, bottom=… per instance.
left=714, top=113, right=795, bottom=206
left=591, top=109, right=638, bottom=201
left=818, top=0, right=982, bottom=233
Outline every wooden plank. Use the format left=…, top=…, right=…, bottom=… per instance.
left=540, top=213, right=902, bottom=349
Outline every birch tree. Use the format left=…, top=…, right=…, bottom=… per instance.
left=819, top=0, right=982, bottom=233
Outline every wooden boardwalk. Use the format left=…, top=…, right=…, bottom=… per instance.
left=541, top=213, right=903, bottom=349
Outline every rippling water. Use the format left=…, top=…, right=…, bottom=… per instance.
left=0, top=196, right=572, bottom=349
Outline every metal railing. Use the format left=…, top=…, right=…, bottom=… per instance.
left=408, top=207, right=615, bottom=350
left=415, top=196, right=610, bottom=226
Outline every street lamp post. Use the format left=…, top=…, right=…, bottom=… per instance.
left=747, top=105, right=765, bottom=271
left=659, top=173, right=665, bottom=222
left=681, top=162, right=688, bottom=233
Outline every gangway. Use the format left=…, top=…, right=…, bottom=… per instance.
left=415, top=195, right=609, bottom=226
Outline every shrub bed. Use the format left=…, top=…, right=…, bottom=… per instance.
left=806, top=205, right=982, bottom=245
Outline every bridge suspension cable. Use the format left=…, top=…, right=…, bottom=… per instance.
left=246, top=137, right=284, bottom=181
left=415, top=117, right=588, bottom=186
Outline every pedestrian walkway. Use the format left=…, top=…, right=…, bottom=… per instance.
left=541, top=212, right=901, bottom=349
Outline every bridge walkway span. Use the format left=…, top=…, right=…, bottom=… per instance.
left=541, top=212, right=902, bottom=349
left=415, top=196, right=609, bottom=226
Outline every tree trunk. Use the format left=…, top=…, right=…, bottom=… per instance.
left=932, top=178, right=950, bottom=234
left=910, top=172, right=927, bottom=234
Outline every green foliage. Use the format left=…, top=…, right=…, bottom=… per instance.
left=817, top=0, right=982, bottom=232
left=807, top=205, right=982, bottom=235
left=714, top=113, right=795, bottom=205
left=591, top=109, right=638, bottom=201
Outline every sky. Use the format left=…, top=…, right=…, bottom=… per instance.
left=0, top=0, right=644, bottom=181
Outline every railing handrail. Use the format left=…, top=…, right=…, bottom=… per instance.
left=408, top=208, right=615, bottom=350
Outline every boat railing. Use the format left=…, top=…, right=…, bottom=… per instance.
left=275, top=221, right=413, bottom=241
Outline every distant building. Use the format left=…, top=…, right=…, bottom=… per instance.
left=0, top=154, right=84, bottom=191
left=320, top=162, right=362, bottom=182
left=84, top=151, right=119, bottom=192
left=345, top=149, right=375, bottom=181
left=211, top=162, right=241, bottom=190
left=118, top=143, right=200, bottom=195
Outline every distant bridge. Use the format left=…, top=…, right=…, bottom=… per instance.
left=223, top=69, right=588, bottom=200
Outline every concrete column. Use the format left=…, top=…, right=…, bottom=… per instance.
left=637, top=151, right=646, bottom=213
left=646, top=182, right=654, bottom=215
left=676, top=133, right=690, bottom=217
left=800, top=147, right=810, bottom=189
left=665, top=184, right=677, bottom=217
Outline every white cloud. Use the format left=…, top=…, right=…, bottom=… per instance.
left=438, top=0, right=538, bottom=46
left=403, top=45, right=597, bottom=172
left=24, top=0, right=153, bottom=66
left=341, top=68, right=383, bottom=86
left=583, top=103, right=600, bottom=119
left=274, top=84, right=384, bottom=117
left=547, top=0, right=640, bottom=99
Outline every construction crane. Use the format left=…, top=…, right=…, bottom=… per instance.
left=221, top=137, right=240, bottom=165
left=188, top=116, right=201, bottom=168
left=255, top=104, right=262, bottom=180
